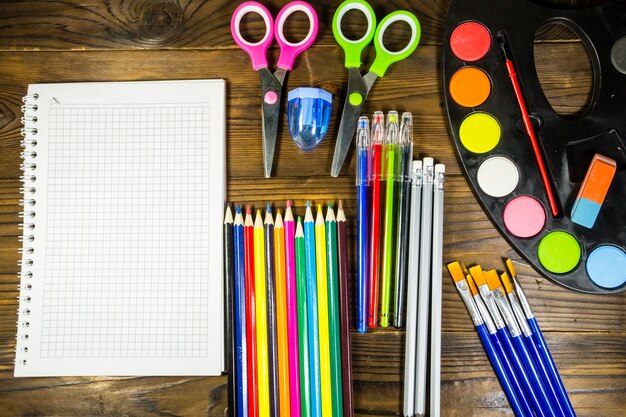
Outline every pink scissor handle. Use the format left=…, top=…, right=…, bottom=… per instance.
left=275, top=1, right=318, bottom=70
left=231, top=1, right=275, bottom=70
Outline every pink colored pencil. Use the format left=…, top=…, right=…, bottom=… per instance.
left=284, top=202, right=301, bottom=417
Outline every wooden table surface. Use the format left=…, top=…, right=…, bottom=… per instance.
left=0, top=0, right=624, bottom=416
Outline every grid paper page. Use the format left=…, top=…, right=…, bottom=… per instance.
left=15, top=80, right=225, bottom=376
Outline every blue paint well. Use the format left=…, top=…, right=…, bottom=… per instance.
left=586, top=245, right=626, bottom=289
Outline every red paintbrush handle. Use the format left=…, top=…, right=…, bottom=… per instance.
left=505, top=60, right=559, bottom=217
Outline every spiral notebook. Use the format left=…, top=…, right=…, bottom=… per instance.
left=15, top=80, right=226, bottom=376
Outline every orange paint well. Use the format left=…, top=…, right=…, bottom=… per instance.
left=449, top=67, right=491, bottom=108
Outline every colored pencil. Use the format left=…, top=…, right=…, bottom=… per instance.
left=234, top=207, right=249, bottom=417
left=501, top=272, right=568, bottom=417
left=295, top=217, right=312, bottom=417
left=224, top=206, right=237, bottom=417
left=486, top=271, right=559, bottom=417
left=325, top=204, right=343, bottom=417
left=392, top=112, right=413, bottom=328
left=467, top=271, right=534, bottom=417
left=315, top=204, right=333, bottom=417
left=505, top=259, right=576, bottom=417
left=244, top=206, right=259, bottom=417
left=337, top=201, right=354, bottom=417
left=253, top=211, right=270, bottom=417
left=264, top=207, right=279, bottom=417
left=447, top=262, right=528, bottom=417
left=415, top=157, right=434, bottom=417
left=274, top=210, right=291, bottom=417
left=429, top=164, right=445, bottom=417
left=380, top=111, right=399, bottom=327
left=471, top=267, right=555, bottom=417
left=356, top=116, right=370, bottom=333
left=403, top=160, right=422, bottom=417
left=497, top=32, right=559, bottom=217
left=284, top=204, right=302, bottom=417
left=304, top=203, right=322, bottom=417
left=368, top=111, right=385, bottom=328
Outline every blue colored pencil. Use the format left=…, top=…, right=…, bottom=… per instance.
left=356, top=116, right=370, bottom=334
left=233, top=207, right=249, bottom=417
left=505, top=260, right=576, bottom=417
left=304, top=202, right=322, bottom=417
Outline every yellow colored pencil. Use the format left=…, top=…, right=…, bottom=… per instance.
left=254, top=211, right=270, bottom=417
left=315, top=204, right=333, bottom=417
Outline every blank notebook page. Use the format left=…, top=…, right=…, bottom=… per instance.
left=15, top=80, right=225, bottom=376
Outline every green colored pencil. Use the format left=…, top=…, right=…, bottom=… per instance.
left=380, top=111, right=399, bottom=327
left=325, top=204, right=343, bottom=417
left=295, top=217, right=311, bottom=417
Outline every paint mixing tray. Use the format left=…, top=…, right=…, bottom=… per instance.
left=443, top=0, right=626, bottom=293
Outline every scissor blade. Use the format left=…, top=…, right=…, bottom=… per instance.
left=331, top=67, right=369, bottom=177
left=259, top=68, right=282, bottom=178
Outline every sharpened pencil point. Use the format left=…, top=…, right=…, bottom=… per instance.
left=287, top=200, right=291, bottom=208
left=266, top=202, right=271, bottom=213
left=246, top=204, right=252, bottom=215
left=338, top=200, right=343, bottom=210
left=224, top=205, right=233, bottom=223
left=306, top=200, right=310, bottom=208
left=236, top=205, right=241, bottom=215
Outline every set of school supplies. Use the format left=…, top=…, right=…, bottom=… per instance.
left=447, top=259, right=576, bottom=417
left=224, top=202, right=353, bottom=417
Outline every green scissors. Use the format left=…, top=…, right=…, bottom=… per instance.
left=330, top=0, right=421, bottom=177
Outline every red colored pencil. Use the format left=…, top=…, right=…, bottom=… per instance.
left=244, top=206, right=259, bottom=417
left=368, top=112, right=385, bottom=328
left=497, top=33, right=559, bottom=217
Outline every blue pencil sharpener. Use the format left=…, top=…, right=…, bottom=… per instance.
left=287, top=87, right=332, bottom=152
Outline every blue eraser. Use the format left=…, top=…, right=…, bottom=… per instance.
left=287, top=87, right=332, bottom=152
left=571, top=197, right=601, bottom=229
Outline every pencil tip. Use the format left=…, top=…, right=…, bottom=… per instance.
left=246, top=204, right=251, bottom=215
left=287, top=199, right=291, bottom=208
left=317, top=203, right=322, bottom=212
left=236, top=205, right=241, bottom=214
left=338, top=200, right=343, bottom=210
left=306, top=200, right=310, bottom=208
left=266, top=202, right=271, bottom=213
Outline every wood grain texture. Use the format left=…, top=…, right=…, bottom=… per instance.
left=0, top=0, right=624, bottom=415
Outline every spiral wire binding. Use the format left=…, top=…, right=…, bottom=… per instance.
left=16, top=92, right=39, bottom=366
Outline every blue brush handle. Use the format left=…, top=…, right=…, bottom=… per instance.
left=529, top=318, right=577, bottom=417
left=489, top=331, right=534, bottom=417
left=524, top=333, right=566, bottom=417
left=511, top=332, right=559, bottom=417
left=476, top=325, right=528, bottom=417
left=357, top=149, right=369, bottom=333
left=497, top=327, right=553, bottom=417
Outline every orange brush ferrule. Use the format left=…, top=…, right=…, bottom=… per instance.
left=505, top=258, right=517, bottom=279
left=446, top=261, right=466, bottom=283
left=469, top=265, right=486, bottom=287
left=465, top=274, right=479, bottom=296
left=485, top=270, right=503, bottom=292
left=500, top=272, right=514, bottom=295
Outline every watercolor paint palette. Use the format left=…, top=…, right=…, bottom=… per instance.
left=443, top=0, right=626, bottom=294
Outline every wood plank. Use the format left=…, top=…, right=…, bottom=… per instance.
left=0, top=0, right=447, bottom=51
left=0, top=0, right=598, bottom=51
left=0, top=43, right=595, bottom=180
left=1, top=174, right=624, bottom=334
left=0, top=332, right=623, bottom=416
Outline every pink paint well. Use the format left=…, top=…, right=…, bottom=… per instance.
left=450, top=22, right=491, bottom=62
left=503, top=195, right=546, bottom=238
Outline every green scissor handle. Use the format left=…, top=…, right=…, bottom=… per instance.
left=370, top=11, right=421, bottom=77
left=332, top=0, right=377, bottom=69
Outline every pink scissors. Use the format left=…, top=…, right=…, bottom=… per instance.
left=231, top=1, right=319, bottom=178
